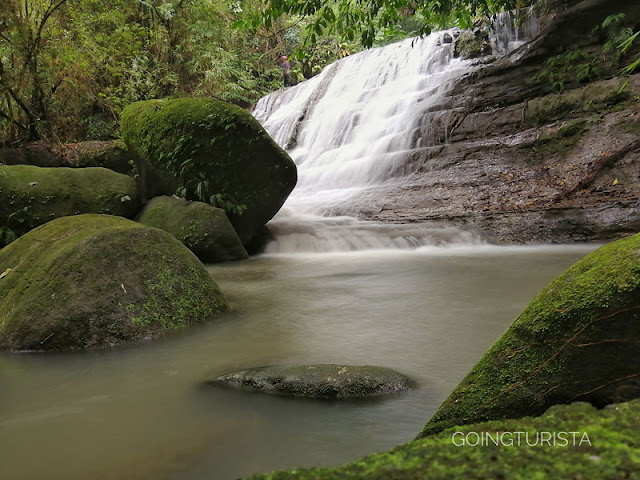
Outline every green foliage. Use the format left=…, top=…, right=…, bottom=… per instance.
left=208, top=193, right=247, bottom=216
left=596, top=13, right=640, bottom=74
left=618, top=30, right=640, bottom=74
left=291, top=34, right=357, bottom=79
left=0, top=0, right=296, bottom=144
left=598, top=13, right=633, bottom=57
left=0, top=226, right=17, bottom=248
left=533, top=50, right=601, bottom=92
left=262, top=0, right=526, bottom=50
left=532, top=12, right=640, bottom=92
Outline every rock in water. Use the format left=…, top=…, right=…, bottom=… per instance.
left=0, top=215, right=230, bottom=351
left=120, top=98, right=297, bottom=245
left=0, top=165, right=141, bottom=241
left=137, top=196, right=248, bottom=263
left=213, top=364, right=414, bottom=398
left=420, top=232, right=640, bottom=437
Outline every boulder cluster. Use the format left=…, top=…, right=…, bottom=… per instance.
left=0, top=98, right=297, bottom=351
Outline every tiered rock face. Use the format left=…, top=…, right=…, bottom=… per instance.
left=340, top=0, right=640, bottom=243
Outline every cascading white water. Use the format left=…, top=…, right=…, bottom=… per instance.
left=490, top=9, right=541, bottom=55
left=253, top=23, right=536, bottom=254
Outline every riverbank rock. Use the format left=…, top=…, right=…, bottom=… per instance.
left=54, top=141, right=133, bottom=174
left=0, top=141, right=59, bottom=167
left=0, top=140, right=133, bottom=173
left=214, top=364, right=414, bottom=398
left=137, top=196, right=248, bottom=263
left=0, top=165, right=141, bottom=244
left=418, top=233, right=640, bottom=437
left=0, top=215, right=230, bottom=351
left=120, top=97, right=297, bottom=244
left=248, top=400, right=640, bottom=479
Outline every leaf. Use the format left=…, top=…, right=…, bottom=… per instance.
left=618, top=31, right=639, bottom=52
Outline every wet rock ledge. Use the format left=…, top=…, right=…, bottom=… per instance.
left=213, top=364, right=415, bottom=399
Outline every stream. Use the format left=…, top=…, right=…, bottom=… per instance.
left=0, top=14, right=579, bottom=479
left=0, top=245, right=594, bottom=480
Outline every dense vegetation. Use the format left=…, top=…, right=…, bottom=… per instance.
left=0, top=0, right=532, bottom=145
left=0, top=0, right=353, bottom=144
left=1, top=0, right=636, bottom=145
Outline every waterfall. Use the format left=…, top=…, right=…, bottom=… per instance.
left=490, top=9, right=541, bottom=56
left=253, top=24, right=534, bottom=254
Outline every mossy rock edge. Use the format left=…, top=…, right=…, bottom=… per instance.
left=0, top=165, right=141, bottom=244
left=420, top=233, right=640, bottom=437
left=248, top=400, right=640, bottom=479
left=0, top=214, right=230, bottom=351
left=120, top=97, right=297, bottom=244
left=213, top=364, right=415, bottom=398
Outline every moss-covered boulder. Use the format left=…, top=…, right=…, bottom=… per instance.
left=137, top=196, right=248, bottom=263
left=0, top=165, right=141, bottom=242
left=0, top=215, right=230, bottom=351
left=213, top=364, right=414, bottom=398
left=120, top=98, right=297, bottom=244
left=420, top=233, right=640, bottom=437
left=249, top=400, right=640, bottom=479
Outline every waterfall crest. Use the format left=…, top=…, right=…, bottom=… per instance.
left=253, top=25, right=534, bottom=254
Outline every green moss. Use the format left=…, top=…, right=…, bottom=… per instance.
left=137, top=196, right=248, bottom=263
left=418, top=234, right=640, bottom=437
left=526, top=76, right=638, bottom=126
left=128, top=259, right=228, bottom=330
left=249, top=400, right=640, bottom=479
left=612, top=116, right=640, bottom=136
left=120, top=97, right=297, bottom=243
left=0, top=165, right=141, bottom=237
left=455, top=30, right=490, bottom=59
left=0, top=214, right=230, bottom=351
left=529, top=119, right=588, bottom=160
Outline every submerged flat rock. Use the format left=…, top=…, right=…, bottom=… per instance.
left=214, top=364, right=414, bottom=398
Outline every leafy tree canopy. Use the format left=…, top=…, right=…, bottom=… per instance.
left=262, top=0, right=526, bottom=49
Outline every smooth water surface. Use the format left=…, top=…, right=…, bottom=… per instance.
left=0, top=245, right=594, bottom=480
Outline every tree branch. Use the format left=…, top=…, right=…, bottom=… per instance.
left=0, top=107, right=27, bottom=131
left=0, top=79, right=34, bottom=120
left=36, top=0, right=70, bottom=46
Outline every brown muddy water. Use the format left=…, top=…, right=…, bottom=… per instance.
left=0, top=245, right=595, bottom=480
